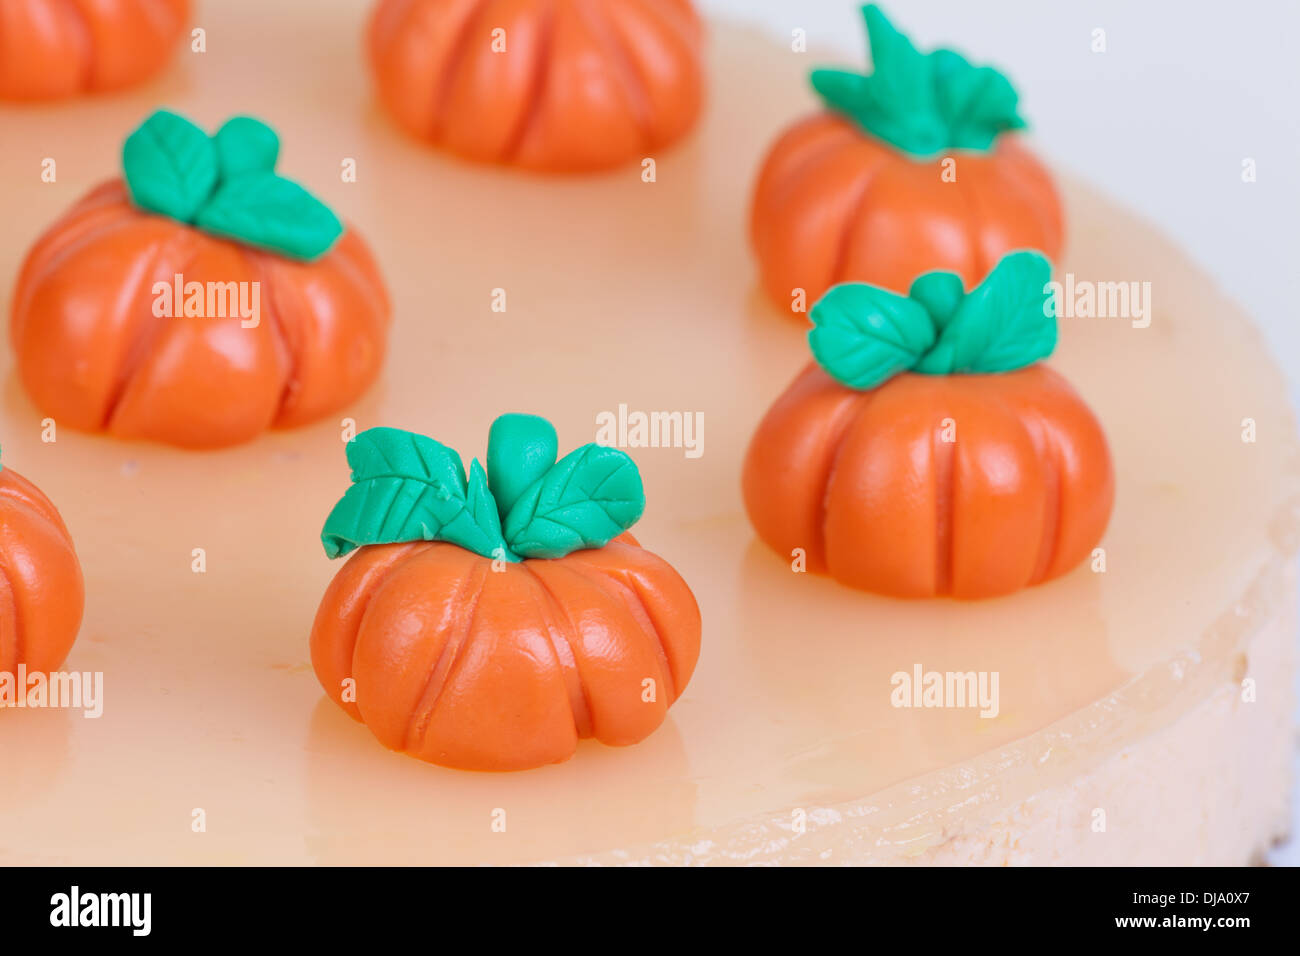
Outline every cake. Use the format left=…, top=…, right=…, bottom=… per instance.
left=367, top=0, right=705, bottom=172
left=10, top=110, right=391, bottom=449
left=0, top=0, right=189, bottom=101
left=309, top=414, right=701, bottom=771
left=0, top=0, right=1292, bottom=866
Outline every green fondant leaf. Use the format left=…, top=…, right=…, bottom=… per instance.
left=122, top=110, right=219, bottom=222
left=811, top=4, right=1026, bottom=157
left=120, top=109, right=343, bottom=261
left=320, top=427, right=513, bottom=561
left=810, top=250, right=1057, bottom=388
left=195, top=172, right=343, bottom=261
left=914, top=251, right=1055, bottom=374
left=214, top=116, right=280, bottom=179
left=322, top=418, right=649, bottom=562
left=502, top=444, right=645, bottom=560
left=487, top=413, right=558, bottom=518
left=931, top=50, right=1025, bottom=151
left=808, top=283, right=936, bottom=390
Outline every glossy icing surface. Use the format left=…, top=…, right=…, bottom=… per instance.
left=0, top=2, right=1295, bottom=863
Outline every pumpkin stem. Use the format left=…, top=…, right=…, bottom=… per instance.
left=810, top=4, right=1027, bottom=158
left=487, top=413, right=559, bottom=519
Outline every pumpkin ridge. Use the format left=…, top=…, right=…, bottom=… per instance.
left=981, top=146, right=1059, bottom=260
left=750, top=118, right=859, bottom=252
left=578, top=545, right=685, bottom=699
left=1022, top=403, right=1066, bottom=586
left=101, top=229, right=201, bottom=431
left=520, top=558, right=594, bottom=739
left=780, top=120, right=861, bottom=195
left=327, top=232, right=392, bottom=328
left=318, top=542, right=431, bottom=716
left=624, top=0, right=698, bottom=49
left=136, top=0, right=181, bottom=43
left=240, top=247, right=301, bottom=424
left=369, top=0, right=416, bottom=59
left=580, top=0, right=653, bottom=151
left=26, top=207, right=138, bottom=289
left=622, top=0, right=704, bottom=103
left=992, top=140, right=1062, bottom=248
left=0, top=525, right=25, bottom=670
left=826, top=148, right=893, bottom=288
left=530, top=554, right=672, bottom=739
left=933, top=404, right=956, bottom=597
left=0, top=472, right=72, bottom=537
left=14, top=188, right=141, bottom=329
left=818, top=385, right=876, bottom=574
left=566, top=551, right=679, bottom=714
left=428, top=0, right=496, bottom=145
left=499, top=0, right=557, bottom=164
left=0, top=553, right=16, bottom=675
left=402, top=554, right=491, bottom=753
left=51, top=0, right=94, bottom=91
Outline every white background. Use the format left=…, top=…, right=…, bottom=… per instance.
left=699, top=0, right=1300, bottom=866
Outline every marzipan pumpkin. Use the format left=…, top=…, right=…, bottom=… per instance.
left=0, top=0, right=189, bottom=100
left=10, top=110, right=390, bottom=450
left=367, top=0, right=704, bottom=172
left=750, top=5, right=1062, bottom=314
left=310, top=414, right=701, bottom=771
left=742, top=251, right=1113, bottom=600
left=0, top=448, right=84, bottom=676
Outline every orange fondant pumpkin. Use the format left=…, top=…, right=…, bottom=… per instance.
left=0, top=463, right=84, bottom=675
left=751, top=115, right=1061, bottom=311
left=744, top=250, right=1113, bottom=600
left=750, top=6, right=1062, bottom=314
left=367, top=0, right=705, bottom=172
left=0, top=0, right=189, bottom=101
left=743, top=363, right=1113, bottom=600
left=11, top=179, right=389, bottom=449
left=311, top=534, right=701, bottom=771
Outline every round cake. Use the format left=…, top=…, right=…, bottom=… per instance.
left=0, top=1, right=1292, bottom=865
